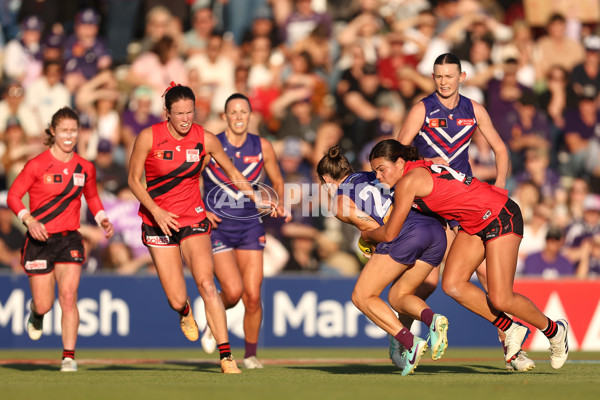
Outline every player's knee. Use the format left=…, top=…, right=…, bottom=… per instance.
left=351, top=289, right=365, bottom=311
left=199, top=279, right=219, bottom=299
left=488, top=291, right=511, bottom=312
left=387, top=292, right=406, bottom=310
left=243, top=292, right=261, bottom=313
left=33, top=300, right=53, bottom=315
left=441, top=279, right=460, bottom=300
left=222, top=288, right=242, bottom=307
left=58, top=291, right=78, bottom=310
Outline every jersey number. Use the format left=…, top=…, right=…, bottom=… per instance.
left=358, top=186, right=392, bottom=218
left=431, top=164, right=466, bottom=183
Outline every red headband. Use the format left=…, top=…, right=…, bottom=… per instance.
left=162, top=81, right=181, bottom=98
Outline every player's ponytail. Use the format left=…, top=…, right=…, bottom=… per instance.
left=316, top=145, right=354, bottom=183
left=369, top=139, right=421, bottom=163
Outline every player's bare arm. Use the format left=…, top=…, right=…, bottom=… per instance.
left=334, top=195, right=379, bottom=232
left=260, top=136, right=291, bottom=222
left=128, top=127, right=180, bottom=235
left=361, top=168, right=431, bottom=243
left=206, top=131, right=275, bottom=214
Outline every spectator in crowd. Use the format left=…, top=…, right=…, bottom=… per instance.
left=245, top=35, right=283, bottom=127
left=510, top=147, right=561, bottom=203
left=222, top=0, right=269, bottom=45
left=341, top=63, right=403, bottom=158
left=25, top=59, right=71, bottom=129
left=337, top=11, right=389, bottom=66
left=186, top=33, right=236, bottom=118
left=279, top=0, right=333, bottom=50
left=240, top=5, right=281, bottom=53
left=0, top=116, right=44, bottom=184
left=0, top=190, right=23, bottom=273
left=94, top=139, right=128, bottom=197
left=560, top=86, right=600, bottom=178
left=570, top=35, right=600, bottom=96
left=335, top=43, right=367, bottom=102
left=120, top=85, right=162, bottom=157
left=564, top=193, right=600, bottom=268
left=63, top=8, right=112, bottom=93
left=377, top=32, right=431, bottom=110
left=183, top=5, right=217, bottom=57
left=518, top=202, right=552, bottom=274
left=505, top=92, right=553, bottom=174
left=133, top=5, right=174, bottom=57
left=538, top=64, right=579, bottom=131
left=2, top=15, right=44, bottom=87
left=534, top=13, right=585, bottom=78
left=487, top=58, right=531, bottom=144
left=41, top=32, right=66, bottom=63
left=100, top=232, right=154, bottom=275
left=522, top=226, right=576, bottom=278
left=125, top=35, right=188, bottom=116
left=577, top=233, right=600, bottom=278
left=0, top=82, right=43, bottom=139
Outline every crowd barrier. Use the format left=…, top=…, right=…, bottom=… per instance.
left=1, top=275, right=598, bottom=351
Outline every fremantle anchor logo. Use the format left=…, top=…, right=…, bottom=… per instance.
left=205, top=181, right=278, bottom=220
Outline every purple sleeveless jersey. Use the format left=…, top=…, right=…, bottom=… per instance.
left=413, top=92, right=478, bottom=176
left=339, top=171, right=446, bottom=267
left=202, top=133, right=266, bottom=252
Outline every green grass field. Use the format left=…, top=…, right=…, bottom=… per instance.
left=1, top=348, right=599, bottom=400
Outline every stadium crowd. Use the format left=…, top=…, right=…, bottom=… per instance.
left=0, top=0, right=599, bottom=279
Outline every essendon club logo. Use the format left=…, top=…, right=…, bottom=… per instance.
left=456, top=118, right=475, bottom=126
left=428, top=118, right=447, bottom=128
left=155, top=150, right=173, bottom=160
left=73, top=173, right=85, bottom=187
left=243, top=155, right=260, bottom=163
left=186, top=149, right=200, bottom=162
left=43, top=174, right=62, bottom=184
left=70, top=250, right=82, bottom=259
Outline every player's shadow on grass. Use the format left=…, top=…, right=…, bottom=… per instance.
left=286, top=363, right=546, bottom=376
left=88, top=361, right=221, bottom=373
left=1, top=364, right=61, bottom=372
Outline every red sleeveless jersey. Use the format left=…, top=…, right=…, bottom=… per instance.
left=7, top=149, right=104, bottom=233
left=404, top=160, right=508, bottom=234
left=139, top=121, right=208, bottom=226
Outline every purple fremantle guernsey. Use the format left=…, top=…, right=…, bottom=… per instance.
left=337, top=171, right=393, bottom=226
left=339, top=171, right=447, bottom=267
left=202, top=132, right=264, bottom=225
left=413, top=92, right=478, bottom=175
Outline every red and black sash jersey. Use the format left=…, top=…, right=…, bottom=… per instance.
left=139, top=121, right=208, bottom=227
left=7, top=149, right=104, bottom=233
left=404, top=160, right=508, bottom=234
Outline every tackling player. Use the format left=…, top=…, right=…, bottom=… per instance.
left=362, top=139, right=569, bottom=370
left=317, top=145, right=449, bottom=376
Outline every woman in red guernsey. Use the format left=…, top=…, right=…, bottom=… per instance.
left=128, top=83, right=271, bottom=374
left=360, top=139, right=570, bottom=370
left=7, top=107, right=114, bottom=372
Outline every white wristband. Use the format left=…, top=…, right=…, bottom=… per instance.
left=17, top=209, right=29, bottom=221
left=94, top=210, right=108, bottom=226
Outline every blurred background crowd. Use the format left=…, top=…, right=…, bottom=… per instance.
left=0, top=0, right=599, bottom=280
